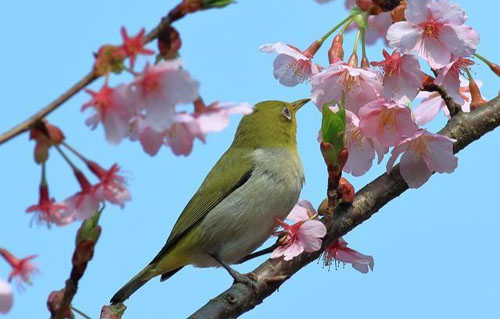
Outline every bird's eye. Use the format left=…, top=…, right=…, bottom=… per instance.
left=282, top=107, right=292, bottom=121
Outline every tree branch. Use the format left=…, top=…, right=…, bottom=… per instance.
left=422, top=78, right=462, bottom=117
left=188, top=95, right=500, bottom=319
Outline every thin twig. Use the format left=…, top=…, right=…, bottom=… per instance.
left=188, top=95, right=500, bottom=319
left=422, top=80, right=462, bottom=117
left=0, top=10, right=176, bottom=146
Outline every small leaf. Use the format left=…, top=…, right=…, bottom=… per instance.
left=320, top=92, right=346, bottom=166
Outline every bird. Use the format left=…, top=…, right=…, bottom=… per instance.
left=110, top=98, right=309, bottom=304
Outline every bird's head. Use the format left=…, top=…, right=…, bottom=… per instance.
left=232, top=98, right=310, bottom=149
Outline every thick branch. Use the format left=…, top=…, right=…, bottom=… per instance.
left=189, top=95, right=500, bottom=319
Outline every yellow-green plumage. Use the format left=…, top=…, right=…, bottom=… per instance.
left=111, top=99, right=308, bottom=303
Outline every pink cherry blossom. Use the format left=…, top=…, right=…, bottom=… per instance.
left=343, top=109, right=387, bottom=176
left=130, top=115, right=166, bottom=156
left=82, top=83, right=137, bottom=145
left=260, top=42, right=322, bottom=87
left=133, top=59, right=199, bottom=131
left=435, top=57, right=474, bottom=104
left=0, top=278, right=13, bottom=314
left=195, top=102, right=253, bottom=134
left=412, top=91, right=447, bottom=125
left=387, top=0, right=479, bottom=68
left=26, top=183, right=67, bottom=226
left=271, top=200, right=327, bottom=261
left=413, top=78, right=483, bottom=125
left=59, top=171, right=100, bottom=222
left=322, top=237, right=374, bottom=273
left=87, top=162, right=131, bottom=208
left=165, top=113, right=205, bottom=156
left=387, top=129, right=458, bottom=188
left=0, top=249, right=38, bottom=287
left=371, top=49, right=424, bottom=103
left=120, top=27, right=155, bottom=69
left=310, top=61, right=381, bottom=114
left=359, top=99, right=418, bottom=147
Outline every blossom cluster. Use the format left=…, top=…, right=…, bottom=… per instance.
left=84, top=28, right=252, bottom=156
left=272, top=200, right=374, bottom=272
left=26, top=122, right=131, bottom=227
left=262, top=0, right=493, bottom=188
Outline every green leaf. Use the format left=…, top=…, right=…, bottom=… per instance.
left=320, top=93, right=346, bottom=166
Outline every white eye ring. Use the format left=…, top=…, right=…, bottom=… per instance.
left=282, top=107, right=292, bottom=121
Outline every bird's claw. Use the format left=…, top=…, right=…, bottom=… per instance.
left=231, top=272, right=259, bottom=292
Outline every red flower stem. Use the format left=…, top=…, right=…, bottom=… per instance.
left=61, top=141, right=88, bottom=163
left=54, top=145, right=80, bottom=173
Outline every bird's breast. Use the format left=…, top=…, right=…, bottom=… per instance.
left=193, top=147, right=304, bottom=266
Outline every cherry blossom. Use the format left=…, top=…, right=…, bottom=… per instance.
left=0, top=249, right=38, bottom=287
left=322, top=237, right=374, bottom=273
left=87, top=162, right=131, bottom=208
left=0, top=279, right=13, bottom=314
left=310, top=61, right=381, bottom=114
left=343, top=110, right=387, bottom=176
left=165, top=113, right=205, bottom=156
left=271, top=200, right=327, bottom=261
left=371, top=49, right=424, bottom=103
left=59, top=171, right=100, bottom=222
left=435, top=57, right=474, bottom=104
left=260, top=42, right=322, bottom=87
left=387, top=0, right=479, bottom=68
left=130, top=115, right=166, bottom=156
left=82, top=83, right=137, bottom=145
left=120, top=27, right=154, bottom=69
left=26, top=183, right=67, bottom=226
left=387, top=129, right=458, bottom=188
left=133, top=60, right=200, bottom=131
left=194, top=102, right=253, bottom=134
left=359, top=99, right=418, bottom=148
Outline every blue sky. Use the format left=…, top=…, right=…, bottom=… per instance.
left=1, top=0, right=499, bottom=318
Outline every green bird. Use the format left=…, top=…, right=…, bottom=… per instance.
left=111, top=98, right=309, bottom=303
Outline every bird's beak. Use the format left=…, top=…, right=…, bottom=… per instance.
left=291, top=98, right=310, bottom=112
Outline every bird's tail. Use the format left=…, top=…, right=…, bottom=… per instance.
left=110, top=265, right=156, bottom=304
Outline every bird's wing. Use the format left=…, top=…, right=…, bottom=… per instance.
left=150, top=147, right=253, bottom=264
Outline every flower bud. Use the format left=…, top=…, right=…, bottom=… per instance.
left=93, top=45, right=126, bottom=76
left=328, top=34, right=344, bottom=64
left=468, top=76, right=487, bottom=110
